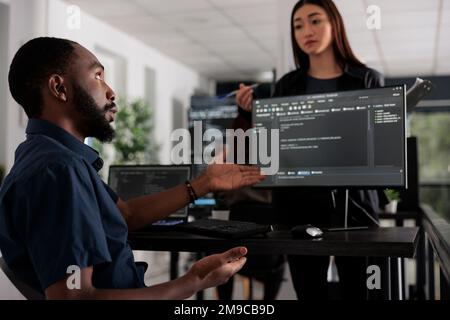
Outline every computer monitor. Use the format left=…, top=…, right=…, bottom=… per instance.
left=188, top=96, right=238, bottom=163
left=189, top=96, right=238, bottom=127
left=190, top=163, right=217, bottom=207
left=188, top=96, right=237, bottom=207
left=252, top=85, right=407, bottom=188
left=108, top=165, right=191, bottom=220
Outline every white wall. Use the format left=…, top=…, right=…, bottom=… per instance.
left=1, top=0, right=212, bottom=170
left=0, top=0, right=23, bottom=298
left=0, top=253, right=25, bottom=299
left=0, top=272, right=25, bottom=300
left=276, top=0, right=298, bottom=78
left=0, top=2, right=9, bottom=169
left=1, top=0, right=49, bottom=172
left=47, top=0, right=211, bottom=164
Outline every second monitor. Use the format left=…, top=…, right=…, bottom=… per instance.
left=252, top=86, right=407, bottom=188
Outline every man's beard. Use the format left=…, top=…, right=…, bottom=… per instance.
left=72, top=84, right=115, bottom=143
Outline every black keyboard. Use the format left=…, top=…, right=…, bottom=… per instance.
left=177, top=219, right=272, bottom=239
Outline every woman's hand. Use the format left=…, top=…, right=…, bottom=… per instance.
left=236, top=83, right=254, bottom=112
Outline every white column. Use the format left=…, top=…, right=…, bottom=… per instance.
left=0, top=2, right=9, bottom=172
left=276, top=0, right=298, bottom=79
left=3, top=0, right=48, bottom=171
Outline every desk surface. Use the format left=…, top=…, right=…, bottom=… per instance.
left=129, top=226, right=419, bottom=258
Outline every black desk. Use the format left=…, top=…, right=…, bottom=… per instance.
left=129, top=227, right=419, bottom=300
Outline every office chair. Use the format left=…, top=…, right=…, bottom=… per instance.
left=0, top=257, right=45, bottom=300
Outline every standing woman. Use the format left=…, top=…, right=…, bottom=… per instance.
left=235, top=0, right=388, bottom=299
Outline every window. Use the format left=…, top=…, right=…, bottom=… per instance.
left=410, top=112, right=450, bottom=221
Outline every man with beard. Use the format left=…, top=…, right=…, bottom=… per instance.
left=0, top=37, right=265, bottom=299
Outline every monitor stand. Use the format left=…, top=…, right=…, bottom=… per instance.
left=324, top=189, right=371, bottom=232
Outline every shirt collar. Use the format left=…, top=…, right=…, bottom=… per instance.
left=26, top=119, right=104, bottom=171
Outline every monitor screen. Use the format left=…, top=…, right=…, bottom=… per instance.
left=188, top=96, right=238, bottom=146
left=188, top=96, right=237, bottom=207
left=188, top=96, right=238, bottom=163
left=108, top=165, right=191, bottom=218
left=190, top=163, right=217, bottom=207
left=252, top=86, right=407, bottom=188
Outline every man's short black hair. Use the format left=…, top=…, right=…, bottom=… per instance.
left=8, top=37, right=77, bottom=118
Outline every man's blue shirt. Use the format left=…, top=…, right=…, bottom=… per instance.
left=0, top=119, right=145, bottom=293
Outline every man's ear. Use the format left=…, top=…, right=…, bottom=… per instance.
left=48, top=75, right=68, bottom=102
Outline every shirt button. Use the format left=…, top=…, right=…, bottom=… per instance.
left=93, top=158, right=104, bottom=171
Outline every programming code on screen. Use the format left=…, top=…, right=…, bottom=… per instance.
left=252, top=86, right=406, bottom=187
left=109, top=166, right=190, bottom=217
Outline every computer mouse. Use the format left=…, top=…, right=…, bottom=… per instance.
left=291, top=224, right=324, bottom=239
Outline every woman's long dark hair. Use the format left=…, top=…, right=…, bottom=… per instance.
left=291, top=0, right=366, bottom=70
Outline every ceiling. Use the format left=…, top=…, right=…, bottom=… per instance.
left=64, top=0, right=450, bottom=81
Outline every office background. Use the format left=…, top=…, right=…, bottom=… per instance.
left=0, top=0, right=449, bottom=299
